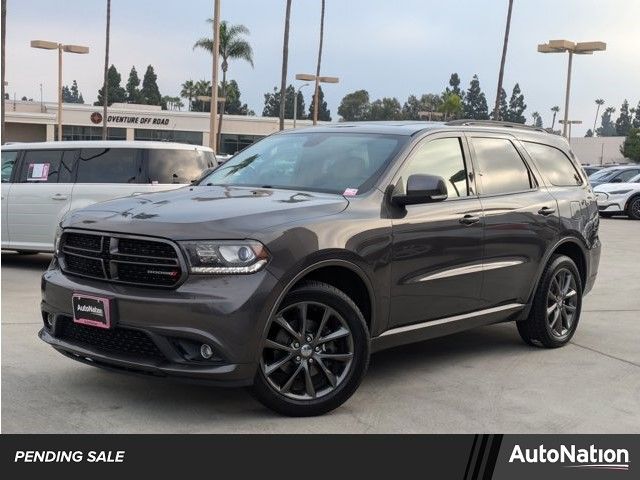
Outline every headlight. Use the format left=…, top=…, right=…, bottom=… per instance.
left=179, top=240, right=269, bottom=274
left=54, top=225, right=63, bottom=256
left=609, top=189, right=632, bottom=195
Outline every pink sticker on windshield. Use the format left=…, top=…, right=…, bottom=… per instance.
left=343, top=188, right=358, bottom=196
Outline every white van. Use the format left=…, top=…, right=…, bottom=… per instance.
left=1, top=141, right=216, bottom=253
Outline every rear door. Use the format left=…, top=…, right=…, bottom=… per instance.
left=389, top=133, right=485, bottom=328
left=1, top=150, right=20, bottom=247
left=468, top=134, right=559, bottom=307
left=70, top=147, right=146, bottom=212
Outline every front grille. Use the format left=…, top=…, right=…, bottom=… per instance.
left=59, top=231, right=183, bottom=288
left=57, top=318, right=165, bottom=361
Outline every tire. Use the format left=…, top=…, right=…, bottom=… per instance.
left=517, top=254, right=582, bottom=348
left=253, top=280, right=370, bottom=416
left=626, top=196, right=640, bottom=220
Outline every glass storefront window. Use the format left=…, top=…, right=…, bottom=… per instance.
left=220, top=134, right=264, bottom=155
left=134, top=129, right=203, bottom=145
left=59, top=126, right=126, bottom=141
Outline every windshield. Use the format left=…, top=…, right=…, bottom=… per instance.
left=589, top=168, right=620, bottom=180
left=200, top=132, right=408, bottom=195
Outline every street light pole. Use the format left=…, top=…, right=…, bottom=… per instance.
left=209, top=0, right=221, bottom=153
left=102, top=0, right=111, bottom=140
left=538, top=39, right=606, bottom=138
left=31, top=40, right=89, bottom=141
left=293, top=83, right=309, bottom=129
left=295, top=73, right=338, bottom=125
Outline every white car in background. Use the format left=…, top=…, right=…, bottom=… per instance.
left=594, top=173, right=640, bottom=220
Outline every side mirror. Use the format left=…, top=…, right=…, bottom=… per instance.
left=393, top=174, right=448, bottom=206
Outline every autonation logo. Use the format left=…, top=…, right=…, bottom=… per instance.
left=509, top=444, right=630, bottom=471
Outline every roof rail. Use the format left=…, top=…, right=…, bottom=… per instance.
left=444, top=119, right=548, bottom=133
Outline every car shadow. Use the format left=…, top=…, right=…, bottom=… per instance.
left=1, top=252, right=53, bottom=271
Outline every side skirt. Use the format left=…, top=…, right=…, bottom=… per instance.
left=371, top=303, right=525, bottom=353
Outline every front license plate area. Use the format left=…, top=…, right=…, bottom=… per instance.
left=72, top=294, right=112, bottom=329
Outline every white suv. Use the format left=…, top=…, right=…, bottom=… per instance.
left=594, top=173, right=640, bottom=220
left=1, top=141, right=216, bottom=253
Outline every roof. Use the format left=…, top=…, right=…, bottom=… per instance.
left=1, top=140, right=213, bottom=151
left=289, top=121, right=446, bottom=136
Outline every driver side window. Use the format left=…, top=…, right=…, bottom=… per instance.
left=399, top=137, right=469, bottom=198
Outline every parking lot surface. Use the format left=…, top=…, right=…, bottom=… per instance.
left=2, top=218, right=639, bottom=433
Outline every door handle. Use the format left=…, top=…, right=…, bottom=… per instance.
left=459, top=214, right=480, bottom=225
left=538, top=206, right=556, bottom=216
left=51, top=194, right=68, bottom=200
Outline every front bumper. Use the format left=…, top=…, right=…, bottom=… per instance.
left=40, top=262, right=280, bottom=386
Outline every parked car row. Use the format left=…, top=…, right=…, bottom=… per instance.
left=582, top=165, right=640, bottom=220
left=1, top=141, right=217, bottom=253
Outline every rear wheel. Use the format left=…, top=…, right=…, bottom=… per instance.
left=253, top=281, right=369, bottom=416
left=517, top=255, right=582, bottom=348
left=627, top=196, right=640, bottom=220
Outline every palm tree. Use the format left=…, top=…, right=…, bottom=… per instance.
left=194, top=20, right=254, bottom=147
left=194, top=80, right=212, bottom=111
left=1, top=0, right=7, bottom=141
left=493, top=0, right=514, bottom=120
left=550, top=105, right=560, bottom=130
left=180, top=80, right=196, bottom=111
left=279, top=0, right=293, bottom=131
left=531, top=111, right=539, bottom=126
left=593, top=99, right=605, bottom=136
left=101, top=0, right=111, bottom=140
left=312, top=0, right=326, bottom=125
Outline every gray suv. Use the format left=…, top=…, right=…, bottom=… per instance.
left=40, top=120, right=601, bottom=416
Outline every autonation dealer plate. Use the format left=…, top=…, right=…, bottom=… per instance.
left=72, top=293, right=112, bottom=329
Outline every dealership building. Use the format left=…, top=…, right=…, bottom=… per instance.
left=2, top=100, right=316, bottom=154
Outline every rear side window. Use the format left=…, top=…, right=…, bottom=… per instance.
left=615, top=169, right=640, bottom=183
left=399, top=137, right=469, bottom=198
left=77, top=148, right=139, bottom=183
left=146, top=149, right=210, bottom=184
left=472, top=137, right=533, bottom=195
left=19, top=150, right=63, bottom=183
left=1, top=150, right=19, bottom=182
left=524, top=142, right=582, bottom=186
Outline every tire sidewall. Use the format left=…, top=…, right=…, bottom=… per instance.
left=253, top=282, right=370, bottom=416
left=628, top=197, right=640, bottom=220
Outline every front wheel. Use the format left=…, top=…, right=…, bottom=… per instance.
left=517, top=254, right=582, bottom=348
left=253, top=281, right=370, bottom=416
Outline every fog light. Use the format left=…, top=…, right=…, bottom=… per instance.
left=200, top=344, right=214, bottom=359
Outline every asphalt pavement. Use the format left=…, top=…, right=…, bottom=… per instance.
left=2, top=218, right=639, bottom=433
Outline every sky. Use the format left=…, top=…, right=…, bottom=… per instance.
left=3, top=0, right=639, bottom=136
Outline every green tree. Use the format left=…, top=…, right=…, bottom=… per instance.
left=550, top=105, right=560, bottom=130
left=402, top=93, right=443, bottom=120
left=308, top=85, right=331, bottom=121
left=62, top=81, right=84, bottom=104
left=585, top=129, right=594, bottom=137
left=445, top=73, right=463, bottom=98
left=439, top=92, right=463, bottom=121
left=223, top=79, right=252, bottom=115
left=596, top=107, right=617, bottom=137
left=180, top=80, right=196, bottom=111
left=506, top=83, right=526, bottom=123
left=531, top=111, right=543, bottom=128
left=262, top=84, right=300, bottom=119
left=633, top=101, right=640, bottom=128
left=139, top=65, right=162, bottom=106
left=162, top=96, right=184, bottom=111
left=620, top=127, right=640, bottom=163
left=94, top=65, right=126, bottom=106
left=338, top=89, right=370, bottom=121
left=463, top=74, right=489, bottom=119
left=615, top=99, right=632, bottom=136
left=490, top=87, right=508, bottom=120
left=125, top=66, right=141, bottom=103
left=593, top=99, right=605, bottom=135
left=369, top=97, right=402, bottom=120
left=194, top=20, right=254, bottom=147
left=191, top=80, right=212, bottom=111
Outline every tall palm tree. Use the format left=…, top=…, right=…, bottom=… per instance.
left=531, top=111, right=540, bottom=126
left=101, top=0, right=111, bottom=140
left=312, top=0, right=326, bottom=125
left=493, top=0, right=514, bottom=120
left=1, top=0, right=7, bottom=141
left=550, top=105, right=560, bottom=130
left=279, top=0, right=293, bottom=131
left=180, top=80, right=196, bottom=111
left=194, top=80, right=212, bottom=111
left=194, top=20, right=254, bottom=147
left=593, top=99, right=605, bottom=135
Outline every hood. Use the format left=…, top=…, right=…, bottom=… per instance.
left=593, top=182, right=640, bottom=193
left=63, top=185, right=348, bottom=239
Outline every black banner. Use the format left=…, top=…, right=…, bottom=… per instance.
left=0, top=434, right=636, bottom=479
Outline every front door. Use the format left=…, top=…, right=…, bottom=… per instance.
left=389, top=134, right=485, bottom=328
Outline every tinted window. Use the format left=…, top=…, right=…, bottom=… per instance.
left=472, top=138, right=533, bottom=195
left=58, top=150, right=78, bottom=183
left=202, top=132, right=407, bottom=195
left=589, top=169, right=618, bottom=181
left=146, top=149, right=210, bottom=184
left=399, top=137, right=469, bottom=198
left=77, top=148, right=139, bottom=183
left=524, top=142, right=582, bottom=186
left=615, top=169, right=640, bottom=182
left=19, top=150, right=63, bottom=183
left=1, top=150, right=18, bottom=183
